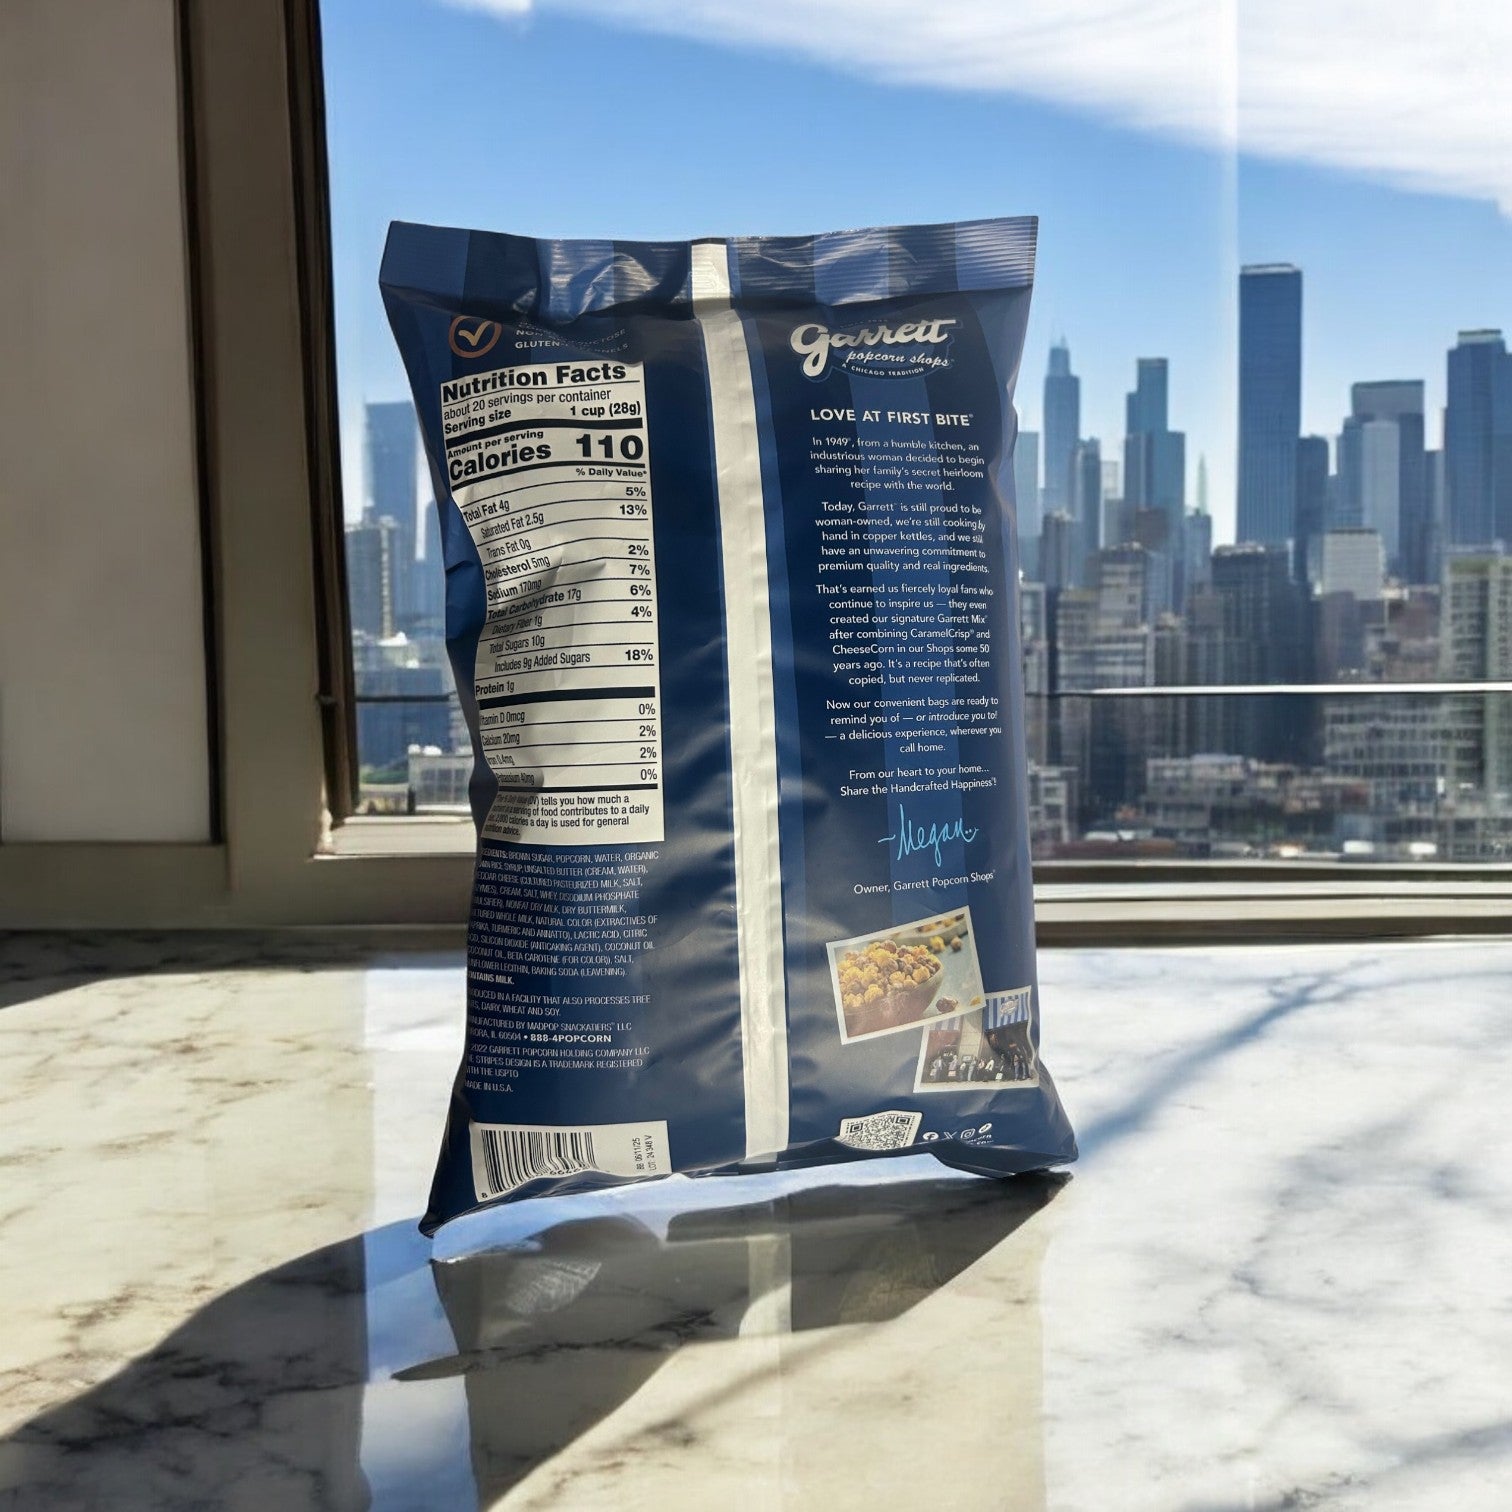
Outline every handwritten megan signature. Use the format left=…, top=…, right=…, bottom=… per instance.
left=878, top=803, right=980, bottom=868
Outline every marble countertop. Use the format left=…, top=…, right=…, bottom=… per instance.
left=1, top=931, right=1510, bottom=1510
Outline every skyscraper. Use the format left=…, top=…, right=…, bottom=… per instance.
left=1439, top=555, right=1512, bottom=798
left=1043, top=342, right=1080, bottom=517
left=1336, top=381, right=1426, bottom=581
left=1209, top=544, right=1304, bottom=686
left=1201, top=544, right=1308, bottom=761
left=365, top=401, right=418, bottom=523
left=1072, top=437, right=1103, bottom=580
left=1129, top=507, right=1174, bottom=619
left=1123, top=356, right=1187, bottom=609
left=1295, top=435, right=1330, bottom=588
left=1237, top=265, right=1302, bottom=547
left=1426, top=445, right=1446, bottom=581
left=1392, top=382, right=1430, bottom=584
left=1054, top=548, right=1157, bottom=693
left=1317, top=528, right=1386, bottom=601
left=1019, top=578, right=1051, bottom=765
left=408, top=498, right=446, bottom=633
left=1183, top=508, right=1213, bottom=598
left=1359, top=419, right=1401, bottom=566
left=1444, top=330, right=1512, bottom=550
left=365, top=401, right=420, bottom=624
left=346, top=516, right=398, bottom=639
left=1123, top=359, right=1185, bottom=516
left=1052, top=548, right=1158, bottom=819
left=1040, top=512, right=1076, bottom=593
left=1013, top=428, right=1041, bottom=575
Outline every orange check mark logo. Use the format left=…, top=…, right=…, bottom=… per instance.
left=448, top=315, right=502, bottom=359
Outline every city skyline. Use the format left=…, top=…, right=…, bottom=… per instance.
left=1009, top=260, right=1512, bottom=861
left=324, top=0, right=1512, bottom=549
left=347, top=250, right=1512, bottom=830
left=347, top=301, right=1508, bottom=568
left=1019, top=311, right=1507, bottom=569
left=325, top=1, right=1512, bottom=853
left=344, top=287, right=1512, bottom=852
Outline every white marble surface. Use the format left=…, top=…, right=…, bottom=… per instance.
left=1, top=932, right=1511, bottom=1510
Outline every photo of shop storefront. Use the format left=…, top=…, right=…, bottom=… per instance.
left=916, top=988, right=1038, bottom=1090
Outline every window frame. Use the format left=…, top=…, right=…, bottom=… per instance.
left=3, top=0, right=1510, bottom=939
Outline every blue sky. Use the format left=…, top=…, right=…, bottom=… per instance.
left=323, top=0, right=1512, bottom=543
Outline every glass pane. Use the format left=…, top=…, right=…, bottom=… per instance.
left=319, top=1, right=1512, bottom=842
left=343, top=402, right=465, bottom=814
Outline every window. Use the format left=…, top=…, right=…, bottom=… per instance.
left=318, top=1, right=1512, bottom=871
left=16, top=0, right=1510, bottom=932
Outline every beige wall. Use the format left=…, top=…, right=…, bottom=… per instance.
left=0, top=0, right=210, bottom=842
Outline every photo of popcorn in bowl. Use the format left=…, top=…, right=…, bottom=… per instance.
left=826, top=909, right=984, bottom=1044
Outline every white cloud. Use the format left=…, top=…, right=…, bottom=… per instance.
left=447, top=0, right=533, bottom=13
left=443, top=0, right=1512, bottom=213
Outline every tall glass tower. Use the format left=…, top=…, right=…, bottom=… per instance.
left=1013, top=428, right=1041, bottom=575
left=1237, top=266, right=1302, bottom=547
left=1043, top=341, right=1081, bottom=517
left=364, top=400, right=419, bottom=627
left=1123, top=358, right=1186, bottom=567
left=1335, top=380, right=1426, bottom=581
left=1445, top=329, right=1512, bottom=551
left=1294, top=434, right=1330, bottom=587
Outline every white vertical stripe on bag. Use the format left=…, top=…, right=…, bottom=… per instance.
left=691, top=240, right=790, bottom=1163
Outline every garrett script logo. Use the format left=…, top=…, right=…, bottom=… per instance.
left=790, top=316, right=957, bottom=380
left=448, top=315, right=503, bottom=360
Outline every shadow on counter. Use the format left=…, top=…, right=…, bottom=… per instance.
left=0, top=1170, right=1062, bottom=1510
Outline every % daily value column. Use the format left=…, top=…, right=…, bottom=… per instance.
left=440, top=357, right=664, bottom=847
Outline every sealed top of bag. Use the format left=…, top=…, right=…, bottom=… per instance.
left=381, top=216, right=1036, bottom=319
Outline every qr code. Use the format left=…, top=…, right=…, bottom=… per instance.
left=836, top=1110, right=924, bottom=1151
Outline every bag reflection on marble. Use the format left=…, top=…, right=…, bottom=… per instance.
left=406, top=1175, right=1057, bottom=1501
left=381, top=216, right=1078, bottom=1231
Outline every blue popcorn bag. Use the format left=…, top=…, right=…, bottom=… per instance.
left=380, top=217, right=1077, bottom=1233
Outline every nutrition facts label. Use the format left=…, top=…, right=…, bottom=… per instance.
left=440, top=358, right=664, bottom=847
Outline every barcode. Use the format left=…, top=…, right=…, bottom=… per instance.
left=836, top=1110, right=923, bottom=1152
left=468, top=1118, right=670, bottom=1202
left=477, top=1127, right=598, bottom=1198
